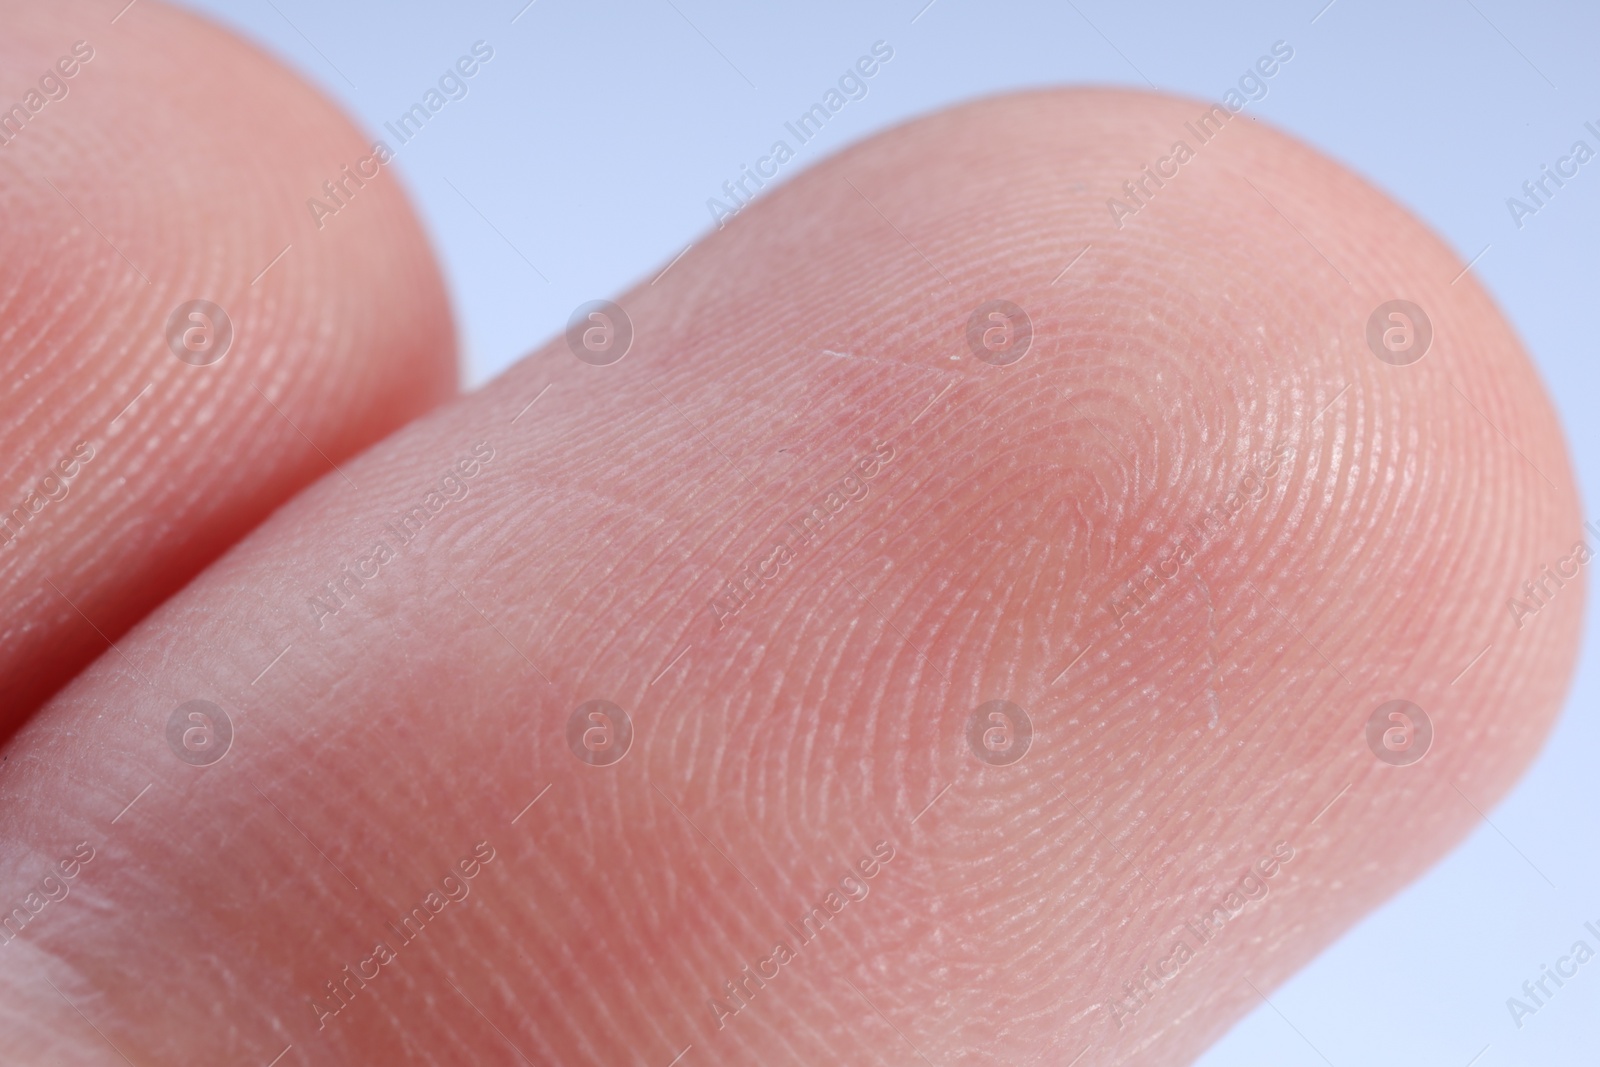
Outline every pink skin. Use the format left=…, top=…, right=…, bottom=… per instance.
left=0, top=6, right=1583, bottom=1066
left=0, top=0, right=457, bottom=724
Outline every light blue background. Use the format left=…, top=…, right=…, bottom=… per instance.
left=169, top=1, right=1599, bottom=1062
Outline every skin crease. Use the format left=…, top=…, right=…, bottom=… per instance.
left=0, top=30, right=1585, bottom=1067
left=0, top=0, right=457, bottom=724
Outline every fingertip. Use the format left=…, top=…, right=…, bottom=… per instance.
left=0, top=0, right=457, bottom=723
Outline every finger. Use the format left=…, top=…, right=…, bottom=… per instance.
left=0, top=87, right=1582, bottom=1066
left=0, top=0, right=456, bottom=725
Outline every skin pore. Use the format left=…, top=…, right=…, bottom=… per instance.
left=0, top=2, right=1583, bottom=1064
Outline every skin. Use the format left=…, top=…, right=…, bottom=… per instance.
left=0, top=4, right=1584, bottom=1066
left=0, top=0, right=457, bottom=724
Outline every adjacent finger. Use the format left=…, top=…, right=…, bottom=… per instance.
left=0, top=0, right=457, bottom=725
